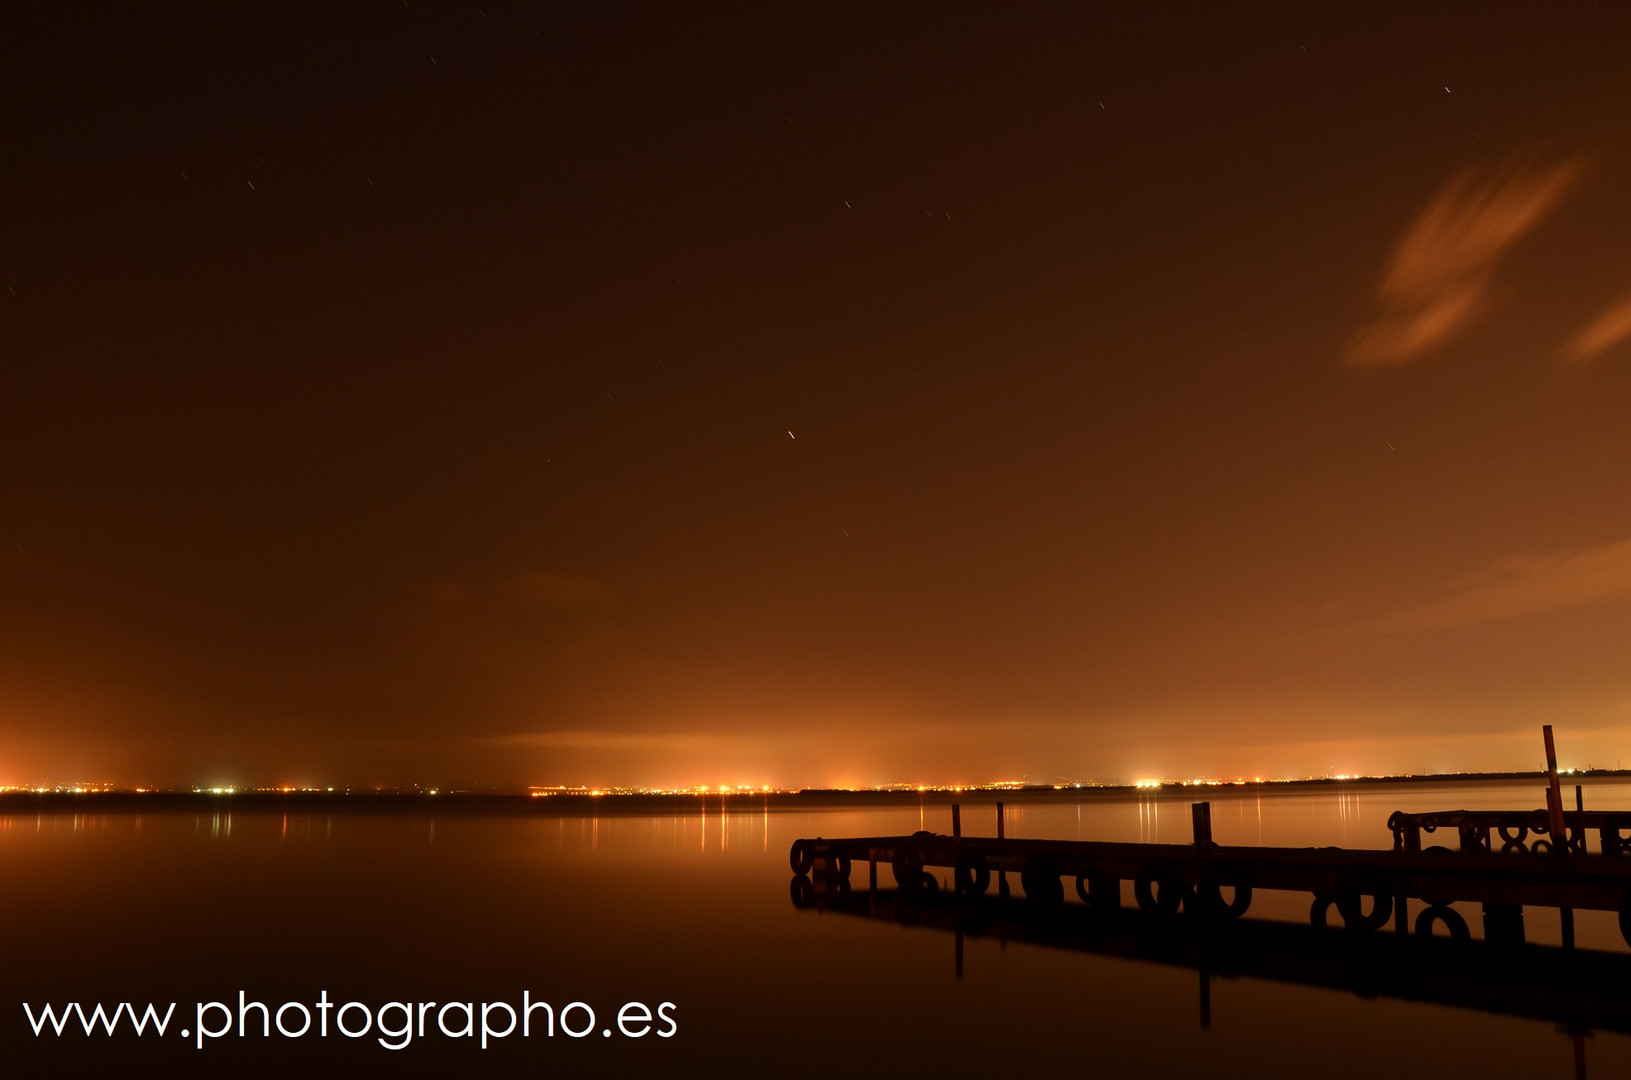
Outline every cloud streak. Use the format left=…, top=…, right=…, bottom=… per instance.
left=1347, top=159, right=1584, bottom=367
left=1353, top=537, right=1631, bottom=635
left=1565, top=287, right=1631, bottom=366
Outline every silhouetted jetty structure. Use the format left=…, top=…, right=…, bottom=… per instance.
left=789, top=730, right=1631, bottom=949
left=1388, top=807, right=1631, bottom=856
left=790, top=810, right=1631, bottom=947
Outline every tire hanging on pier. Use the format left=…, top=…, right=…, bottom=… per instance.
left=955, top=849, right=992, bottom=896
left=1134, top=865, right=1187, bottom=916
left=1075, top=872, right=1119, bottom=911
left=821, top=850, right=852, bottom=880
left=1334, top=871, right=1393, bottom=932
left=1414, top=904, right=1470, bottom=942
left=789, top=839, right=815, bottom=876
left=1309, top=892, right=1334, bottom=929
left=1196, top=870, right=1252, bottom=919
left=892, top=843, right=925, bottom=888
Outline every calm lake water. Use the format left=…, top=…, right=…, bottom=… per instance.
left=5, top=778, right=1631, bottom=1077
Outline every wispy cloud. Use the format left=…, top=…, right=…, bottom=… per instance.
left=1565, top=287, right=1631, bottom=366
left=1347, top=158, right=1584, bottom=367
left=1353, top=537, right=1631, bottom=634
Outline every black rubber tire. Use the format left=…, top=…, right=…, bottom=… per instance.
left=820, top=850, right=852, bottom=880
left=1385, top=811, right=1409, bottom=851
left=789, top=840, right=815, bottom=876
left=1310, top=893, right=1335, bottom=929
left=955, top=849, right=992, bottom=896
left=1335, top=874, right=1393, bottom=932
left=790, top=875, right=815, bottom=907
left=1414, top=904, right=1470, bottom=942
left=1075, top=874, right=1119, bottom=910
left=892, top=844, right=924, bottom=888
left=1133, top=866, right=1186, bottom=916
left=1197, top=873, right=1252, bottom=919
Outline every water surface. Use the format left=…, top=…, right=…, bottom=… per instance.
left=5, top=778, right=1630, bottom=1077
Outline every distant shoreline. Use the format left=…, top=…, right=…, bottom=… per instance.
left=1, top=769, right=1622, bottom=817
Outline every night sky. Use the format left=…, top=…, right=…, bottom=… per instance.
left=6, top=3, right=1631, bottom=789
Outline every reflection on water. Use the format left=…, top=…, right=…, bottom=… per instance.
left=1139, top=789, right=1160, bottom=843
left=2, top=778, right=1631, bottom=1077
left=792, top=879, right=1631, bottom=1068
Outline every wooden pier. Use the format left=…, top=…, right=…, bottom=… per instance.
left=789, top=799, right=1631, bottom=947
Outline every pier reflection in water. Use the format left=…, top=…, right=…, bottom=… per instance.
left=794, top=876, right=1629, bottom=1074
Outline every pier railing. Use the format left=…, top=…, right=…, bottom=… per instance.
left=1386, top=809, right=1631, bottom=857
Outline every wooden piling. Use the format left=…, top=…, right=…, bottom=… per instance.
left=1192, top=801, right=1213, bottom=849
left=1545, top=725, right=1577, bottom=948
left=996, top=801, right=1008, bottom=897
left=1545, top=725, right=1567, bottom=848
left=952, top=803, right=961, bottom=839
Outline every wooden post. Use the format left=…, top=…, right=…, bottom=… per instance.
left=996, top=801, right=1008, bottom=898
left=1544, top=725, right=1567, bottom=851
left=1575, top=783, right=1585, bottom=855
left=1192, top=801, right=1213, bottom=849
left=952, top=803, right=961, bottom=839
left=1546, top=726, right=1578, bottom=948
